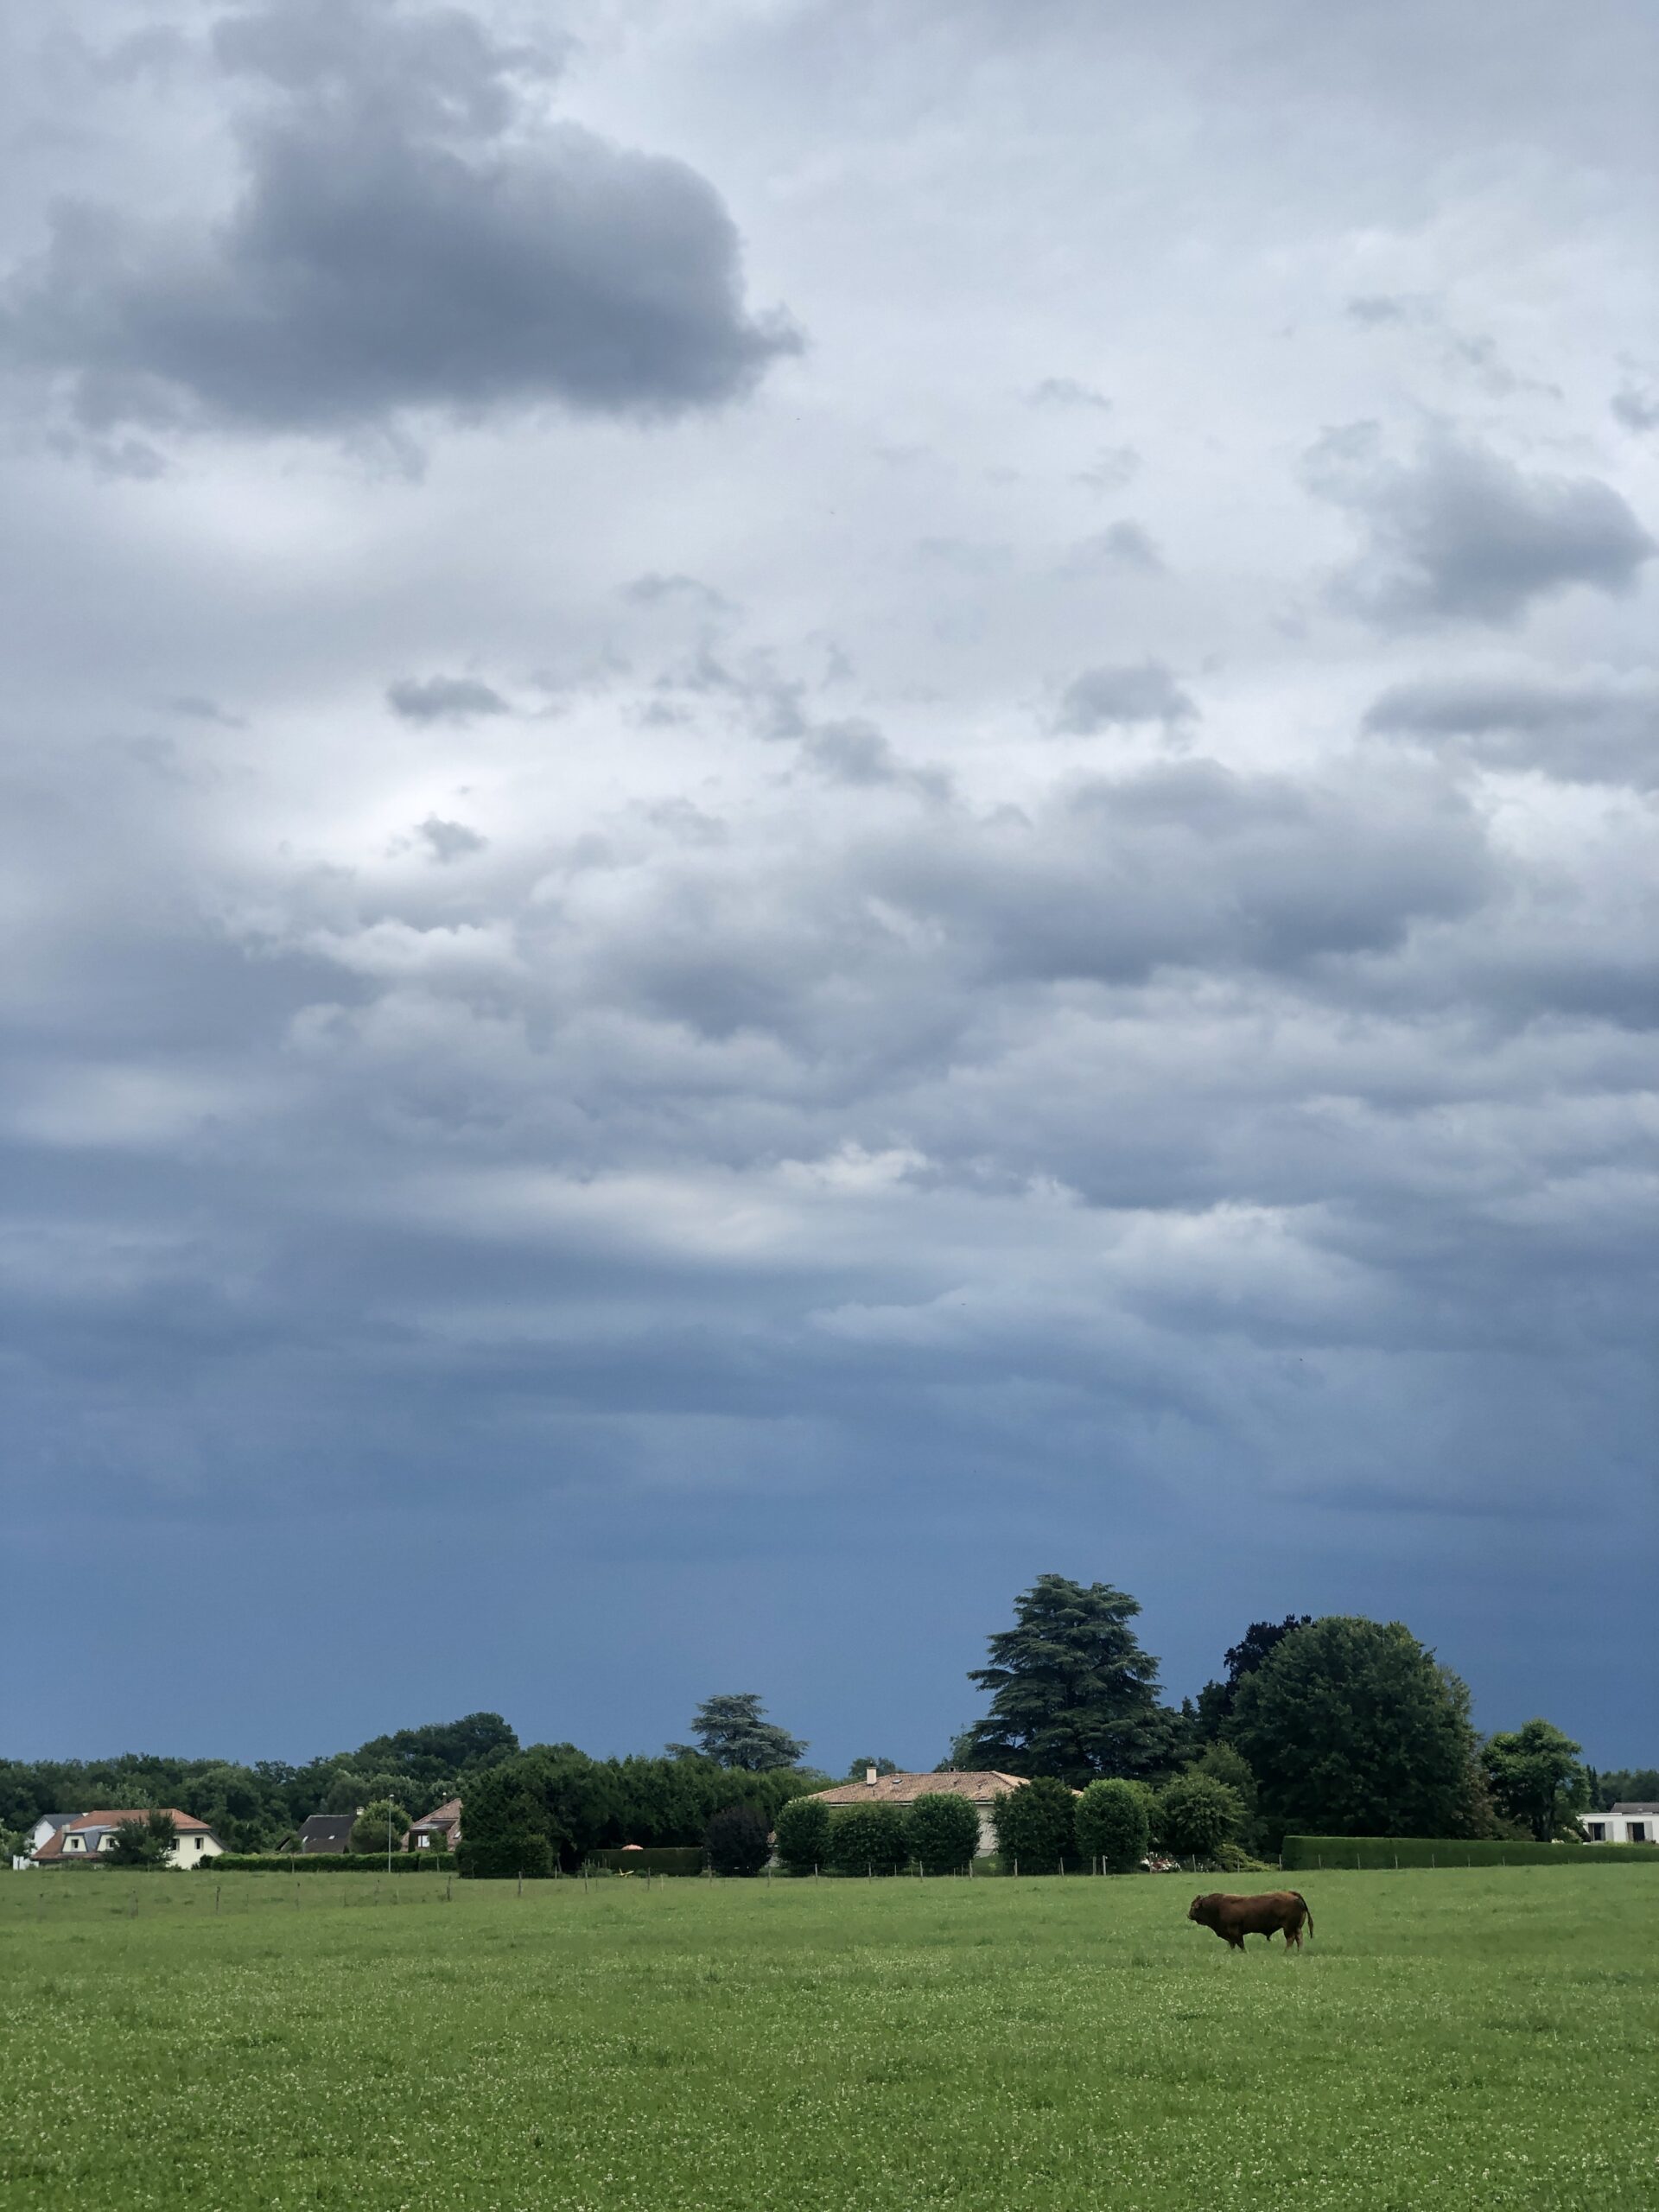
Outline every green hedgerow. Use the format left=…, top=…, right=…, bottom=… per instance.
left=826, top=1803, right=909, bottom=1877
left=772, top=1795, right=832, bottom=1875
left=1076, top=1778, right=1149, bottom=1872
left=906, top=1793, right=981, bottom=1875
left=990, top=1777, right=1077, bottom=1874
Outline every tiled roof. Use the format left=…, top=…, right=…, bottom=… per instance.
left=807, top=1771, right=1031, bottom=1807
left=297, top=1815, right=357, bottom=1851
left=409, top=1797, right=462, bottom=1831
left=1609, top=1802, right=1659, bottom=1815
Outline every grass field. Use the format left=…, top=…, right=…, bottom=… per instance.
left=3, top=1866, right=1655, bottom=2211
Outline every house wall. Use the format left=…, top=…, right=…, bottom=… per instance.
left=1580, top=1814, right=1656, bottom=1844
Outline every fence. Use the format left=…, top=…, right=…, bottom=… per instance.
left=1281, top=1834, right=1659, bottom=1871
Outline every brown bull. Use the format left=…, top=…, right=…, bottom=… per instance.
left=1187, top=1890, right=1313, bottom=1950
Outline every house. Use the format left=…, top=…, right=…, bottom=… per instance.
left=293, top=1814, right=359, bottom=1854
left=407, top=1797, right=461, bottom=1853
left=22, top=1814, right=79, bottom=1859
left=804, top=1769, right=1031, bottom=1857
left=31, top=1809, right=223, bottom=1867
left=1580, top=1803, right=1659, bottom=1845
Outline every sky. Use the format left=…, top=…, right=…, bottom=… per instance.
left=3, top=0, right=1656, bottom=1775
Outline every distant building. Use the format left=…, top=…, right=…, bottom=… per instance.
left=1580, top=1803, right=1658, bottom=1845
left=804, top=1769, right=1031, bottom=1857
left=31, top=1809, right=222, bottom=1867
left=295, top=1815, right=359, bottom=1854
left=407, top=1797, right=462, bottom=1853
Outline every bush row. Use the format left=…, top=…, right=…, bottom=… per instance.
left=208, top=1853, right=457, bottom=1873
left=1281, top=1834, right=1659, bottom=1871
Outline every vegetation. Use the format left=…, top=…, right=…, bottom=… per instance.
left=906, top=1792, right=982, bottom=1874
left=990, top=1776, right=1078, bottom=1873
left=669, top=1694, right=807, bottom=1772
left=704, top=1805, right=772, bottom=1878
left=348, top=1801, right=410, bottom=1856
left=955, top=1574, right=1185, bottom=1784
left=773, top=1795, right=832, bottom=1875
left=1483, top=1719, right=1591, bottom=1840
left=1591, top=1766, right=1659, bottom=1810
left=4, top=1866, right=1656, bottom=2209
left=1281, top=1834, right=1656, bottom=1870
left=105, top=1811, right=177, bottom=1869
left=1192, top=1615, right=1313, bottom=1738
left=1154, top=1772, right=1243, bottom=1860
left=825, top=1803, right=909, bottom=1877
left=1230, top=1617, right=1482, bottom=1846
left=1075, top=1778, right=1149, bottom=1872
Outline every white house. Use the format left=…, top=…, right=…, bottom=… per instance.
left=805, top=1769, right=1031, bottom=1857
left=1580, top=1802, right=1658, bottom=1845
left=15, top=1814, right=79, bottom=1866
left=31, top=1809, right=224, bottom=1867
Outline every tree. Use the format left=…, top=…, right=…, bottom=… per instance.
left=1483, top=1719, right=1591, bottom=1842
left=1187, top=1742, right=1262, bottom=1853
left=105, top=1811, right=177, bottom=1868
left=773, top=1794, right=832, bottom=1874
left=1230, top=1616, right=1480, bottom=1844
left=1193, top=1616, right=1313, bottom=1737
left=990, top=1777, right=1077, bottom=1873
left=1155, top=1773, right=1243, bottom=1860
left=672, top=1694, right=806, bottom=1773
left=906, top=1793, right=981, bottom=1874
left=349, top=1800, right=410, bottom=1855
left=704, top=1804, right=772, bottom=1877
left=843, top=1756, right=899, bottom=1780
left=956, top=1574, right=1184, bottom=1786
left=826, top=1804, right=910, bottom=1877
left=457, top=1766, right=553, bottom=1879
left=1076, top=1778, right=1149, bottom=1872
left=1589, top=1767, right=1659, bottom=1813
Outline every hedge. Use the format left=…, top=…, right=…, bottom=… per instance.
left=588, top=1847, right=706, bottom=1876
left=207, top=1853, right=457, bottom=1873
left=1281, top=1835, right=1659, bottom=1871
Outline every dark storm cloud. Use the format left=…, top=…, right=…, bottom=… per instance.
left=1366, top=675, right=1659, bottom=788
left=1055, top=662, right=1195, bottom=734
left=386, top=674, right=508, bottom=722
left=1306, top=425, right=1656, bottom=626
left=2, top=0, right=798, bottom=439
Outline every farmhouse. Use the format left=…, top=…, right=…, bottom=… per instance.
left=31, top=1809, right=223, bottom=1866
left=1580, top=1803, right=1658, bottom=1844
left=407, top=1796, right=462, bottom=1852
left=805, top=1769, right=1030, bottom=1856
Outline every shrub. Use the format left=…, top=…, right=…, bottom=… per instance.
left=1077, top=1778, right=1149, bottom=1872
left=588, top=1847, right=705, bottom=1876
left=704, top=1804, right=772, bottom=1877
left=349, top=1800, right=411, bottom=1855
left=991, top=1777, right=1077, bottom=1873
left=1155, top=1772, right=1243, bottom=1860
left=1281, top=1834, right=1659, bottom=1871
left=906, top=1793, right=981, bottom=1874
left=773, top=1795, right=832, bottom=1875
left=208, top=1853, right=457, bottom=1873
left=826, top=1803, right=910, bottom=1876
left=457, top=1831, right=553, bottom=1880
left=1211, top=1841, right=1275, bottom=1873
left=105, top=1812, right=177, bottom=1870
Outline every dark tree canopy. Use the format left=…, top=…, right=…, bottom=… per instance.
left=673, top=1694, right=807, bottom=1772
left=1230, top=1616, right=1481, bottom=1843
left=1194, top=1616, right=1313, bottom=1736
left=957, top=1574, right=1184, bottom=1786
left=704, top=1803, right=772, bottom=1877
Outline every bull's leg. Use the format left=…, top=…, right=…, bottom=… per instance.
left=1285, top=1921, right=1302, bottom=1949
left=1227, top=1931, right=1245, bottom=1950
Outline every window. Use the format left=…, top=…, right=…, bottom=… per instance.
left=1629, top=1823, right=1649, bottom=1844
left=1586, top=1823, right=1606, bottom=1841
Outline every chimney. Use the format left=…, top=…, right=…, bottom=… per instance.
left=865, top=1765, right=879, bottom=1787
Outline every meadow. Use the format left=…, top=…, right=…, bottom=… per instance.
left=2, top=1865, right=1654, bottom=2212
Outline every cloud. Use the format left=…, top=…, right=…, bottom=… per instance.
left=387, top=674, right=508, bottom=723
left=1025, top=376, right=1111, bottom=411
left=416, top=816, right=488, bottom=861
left=1366, top=674, right=1659, bottom=788
left=1075, top=445, right=1141, bottom=493
left=1055, top=662, right=1195, bottom=734
left=2, top=0, right=798, bottom=442
left=1611, top=385, right=1659, bottom=435
left=1063, top=520, right=1164, bottom=574
left=1306, top=425, right=1655, bottom=626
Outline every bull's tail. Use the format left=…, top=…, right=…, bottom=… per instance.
left=1294, top=1891, right=1313, bottom=1941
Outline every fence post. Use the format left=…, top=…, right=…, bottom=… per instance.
left=214, top=1885, right=221, bottom=1915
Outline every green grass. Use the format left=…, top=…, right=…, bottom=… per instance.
left=3, top=1866, right=1656, bottom=2210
